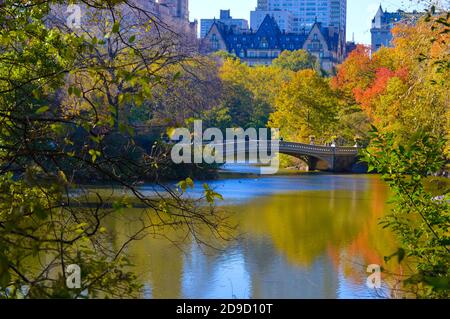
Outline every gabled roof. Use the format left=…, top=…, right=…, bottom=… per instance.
left=312, top=22, right=340, bottom=51
left=208, top=19, right=230, bottom=39
left=203, top=13, right=341, bottom=57
left=256, top=14, right=281, bottom=37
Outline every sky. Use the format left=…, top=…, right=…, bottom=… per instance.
left=189, top=0, right=429, bottom=44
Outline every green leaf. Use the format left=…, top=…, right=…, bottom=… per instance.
left=128, top=35, right=136, bottom=43
left=186, top=177, right=194, bottom=188
left=0, top=254, right=8, bottom=275
left=397, top=248, right=405, bottom=263
left=203, top=183, right=224, bottom=203
left=173, top=71, right=181, bottom=81
left=34, top=206, right=48, bottom=220
left=118, top=123, right=128, bottom=135
left=0, top=270, right=10, bottom=288
left=134, top=93, right=144, bottom=107
left=118, top=94, right=124, bottom=105
left=177, top=180, right=187, bottom=193
left=424, top=276, right=450, bottom=290
left=35, top=106, right=49, bottom=114
left=177, top=178, right=195, bottom=193
left=89, top=149, right=101, bottom=163
left=68, top=86, right=82, bottom=97
left=112, top=22, right=120, bottom=33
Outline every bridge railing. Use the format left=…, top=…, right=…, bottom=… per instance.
left=280, top=141, right=359, bottom=155
left=196, top=140, right=360, bottom=156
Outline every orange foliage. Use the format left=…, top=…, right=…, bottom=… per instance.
left=331, top=45, right=373, bottom=93
left=354, top=67, right=409, bottom=118
left=333, top=15, right=448, bottom=124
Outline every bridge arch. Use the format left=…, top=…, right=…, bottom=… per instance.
left=278, top=151, right=334, bottom=171
left=200, top=140, right=360, bottom=172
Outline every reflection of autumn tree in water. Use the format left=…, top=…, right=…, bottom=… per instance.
left=106, top=210, right=187, bottom=298
left=103, top=177, right=402, bottom=297
left=237, top=177, right=398, bottom=277
left=329, top=179, right=404, bottom=290
left=238, top=192, right=372, bottom=267
left=106, top=208, right=234, bottom=298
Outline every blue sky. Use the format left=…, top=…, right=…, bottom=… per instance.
left=189, top=0, right=428, bottom=44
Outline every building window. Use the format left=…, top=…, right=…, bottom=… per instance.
left=211, top=34, right=219, bottom=50
left=261, top=37, right=269, bottom=48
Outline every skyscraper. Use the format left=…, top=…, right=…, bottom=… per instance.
left=251, top=0, right=346, bottom=37
left=200, top=10, right=248, bottom=38
left=159, top=0, right=189, bottom=21
left=257, top=0, right=269, bottom=10
left=130, top=0, right=189, bottom=21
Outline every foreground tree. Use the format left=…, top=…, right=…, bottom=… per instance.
left=362, top=4, right=449, bottom=298
left=363, top=129, right=449, bottom=298
left=0, top=1, right=228, bottom=298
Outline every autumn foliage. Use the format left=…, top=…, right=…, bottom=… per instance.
left=332, top=16, right=449, bottom=151
left=353, top=67, right=409, bottom=118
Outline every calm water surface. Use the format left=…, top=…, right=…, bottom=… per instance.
left=110, top=165, right=398, bottom=299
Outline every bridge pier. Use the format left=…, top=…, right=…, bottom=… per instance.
left=329, top=155, right=359, bottom=173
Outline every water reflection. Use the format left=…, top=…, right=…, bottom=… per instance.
left=113, top=174, right=398, bottom=299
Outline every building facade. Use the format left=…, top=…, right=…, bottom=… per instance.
left=127, top=0, right=196, bottom=36
left=157, top=0, right=197, bottom=37
left=250, top=0, right=347, bottom=37
left=159, top=0, right=189, bottom=21
left=371, top=5, right=421, bottom=53
left=202, top=14, right=345, bottom=71
left=200, top=10, right=249, bottom=38
left=50, top=0, right=197, bottom=38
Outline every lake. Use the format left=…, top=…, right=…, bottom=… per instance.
left=108, top=165, right=400, bottom=299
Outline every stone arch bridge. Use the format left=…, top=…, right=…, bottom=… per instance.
left=202, top=140, right=361, bottom=172
left=278, top=141, right=361, bottom=172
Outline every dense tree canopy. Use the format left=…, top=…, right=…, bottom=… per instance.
left=332, top=17, right=449, bottom=151
left=0, top=0, right=448, bottom=299
left=362, top=9, right=450, bottom=298
left=272, top=49, right=319, bottom=72
left=269, top=70, right=338, bottom=144
left=0, top=0, right=228, bottom=298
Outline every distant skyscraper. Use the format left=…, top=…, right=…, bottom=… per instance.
left=250, top=0, right=346, bottom=37
left=257, top=0, right=269, bottom=10
left=142, top=0, right=196, bottom=37
left=200, top=9, right=248, bottom=38
left=251, top=10, right=294, bottom=33
left=159, top=0, right=189, bottom=20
